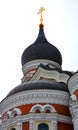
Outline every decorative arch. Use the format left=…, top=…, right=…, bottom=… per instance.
left=30, top=104, right=42, bottom=113
left=11, top=108, right=22, bottom=117
left=4, top=111, right=11, bottom=121
left=44, top=104, right=56, bottom=113
left=4, top=114, right=10, bottom=120
left=30, top=104, right=56, bottom=113
left=4, top=108, right=22, bottom=121
left=11, top=111, right=17, bottom=118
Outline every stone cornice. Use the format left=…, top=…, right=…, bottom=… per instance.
left=1, top=113, right=72, bottom=129
left=22, top=59, right=61, bottom=74
left=31, top=67, right=70, bottom=83
left=0, top=90, right=70, bottom=116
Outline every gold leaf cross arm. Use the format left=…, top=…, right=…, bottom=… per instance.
left=38, top=7, right=45, bottom=24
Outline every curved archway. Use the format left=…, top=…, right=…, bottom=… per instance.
left=30, top=104, right=42, bottom=113
left=11, top=108, right=22, bottom=117
left=38, top=123, right=49, bottom=130
left=44, top=104, right=56, bottom=113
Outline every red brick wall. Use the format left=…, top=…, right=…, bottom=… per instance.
left=22, top=122, right=29, bottom=130
left=58, top=122, right=73, bottom=130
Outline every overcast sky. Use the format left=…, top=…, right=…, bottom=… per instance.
left=0, top=0, right=78, bottom=101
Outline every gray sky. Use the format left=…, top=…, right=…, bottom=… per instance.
left=0, top=0, right=78, bottom=101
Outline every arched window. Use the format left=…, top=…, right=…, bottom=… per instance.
left=11, top=128, right=16, bottom=130
left=38, top=123, right=49, bottom=130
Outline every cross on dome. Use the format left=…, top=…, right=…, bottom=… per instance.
left=38, top=7, right=45, bottom=24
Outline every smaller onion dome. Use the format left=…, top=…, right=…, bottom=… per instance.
left=21, top=23, right=62, bottom=66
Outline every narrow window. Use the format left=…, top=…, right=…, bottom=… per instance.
left=38, top=123, right=49, bottom=130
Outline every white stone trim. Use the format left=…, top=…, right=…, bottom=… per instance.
left=22, top=59, right=61, bottom=74
left=2, top=124, right=20, bottom=130
left=69, top=103, right=78, bottom=130
left=4, top=111, right=11, bottom=121
left=43, top=104, right=56, bottom=113
left=31, top=67, right=70, bottom=83
left=4, top=108, right=22, bottom=121
left=12, top=108, right=22, bottom=115
left=30, top=104, right=56, bottom=113
left=70, top=104, right=78, bottom=118
left=0, top=113, right=72, bottom=130
left=29, top=120, right=34, bottom=130
left=17, top=122, right=22, bottom=130
left=30, top=104, right=43, bottom=113
left=0, top=90, right=70, bottom=116
left=71, top=95, right=77, bottom=102
left=68, top=72, right=78, bottom=94
left=52, top=120, right=57, bottom=130
left=11, top=109, right=21, bottom=118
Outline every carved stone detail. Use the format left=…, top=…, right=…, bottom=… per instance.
left=17, top=122, right=22, bottom=130
left=0, top=90, right=70, bottom=116
left=30, top=104, right=56, bottom=113
left=68, top=72, right=78, bottom=95
left=22, top=59, right=61, bottom=74
left=31, top=67, right=70, bottom=83
left=70, top=103, right=78, bottom=130
left=52, top=120, right=57, bottom=130
left=29, top=120, right=34, bottom=130
left=0, top=113, right=72, bottom=130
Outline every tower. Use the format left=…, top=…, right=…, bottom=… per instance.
left=0, top=7, right=78, bottom=130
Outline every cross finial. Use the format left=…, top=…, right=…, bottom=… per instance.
left=38, top=7, right=45, bottom=24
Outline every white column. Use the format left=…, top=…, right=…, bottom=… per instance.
left=73, top=118, right=78, bottom=130
left=29, top=120, right=34, bottom=130
left=52, top=120, right=57, bottom=130
left=70, top=106, right=78, bottom=130
left=17, top=122, right=22, bottom=130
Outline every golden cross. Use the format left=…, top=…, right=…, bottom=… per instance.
left=38, top=7, right=45, bottom=24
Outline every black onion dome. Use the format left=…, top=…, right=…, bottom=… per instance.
left=7, top=80, right=69, bottom=97
left=21, top=24, right=62, bottom=66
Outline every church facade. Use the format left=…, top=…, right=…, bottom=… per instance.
left=0, top=12, right=78, bottom=130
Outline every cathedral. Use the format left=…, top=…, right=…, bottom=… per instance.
left=0, top=7, right=78, bottom=130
